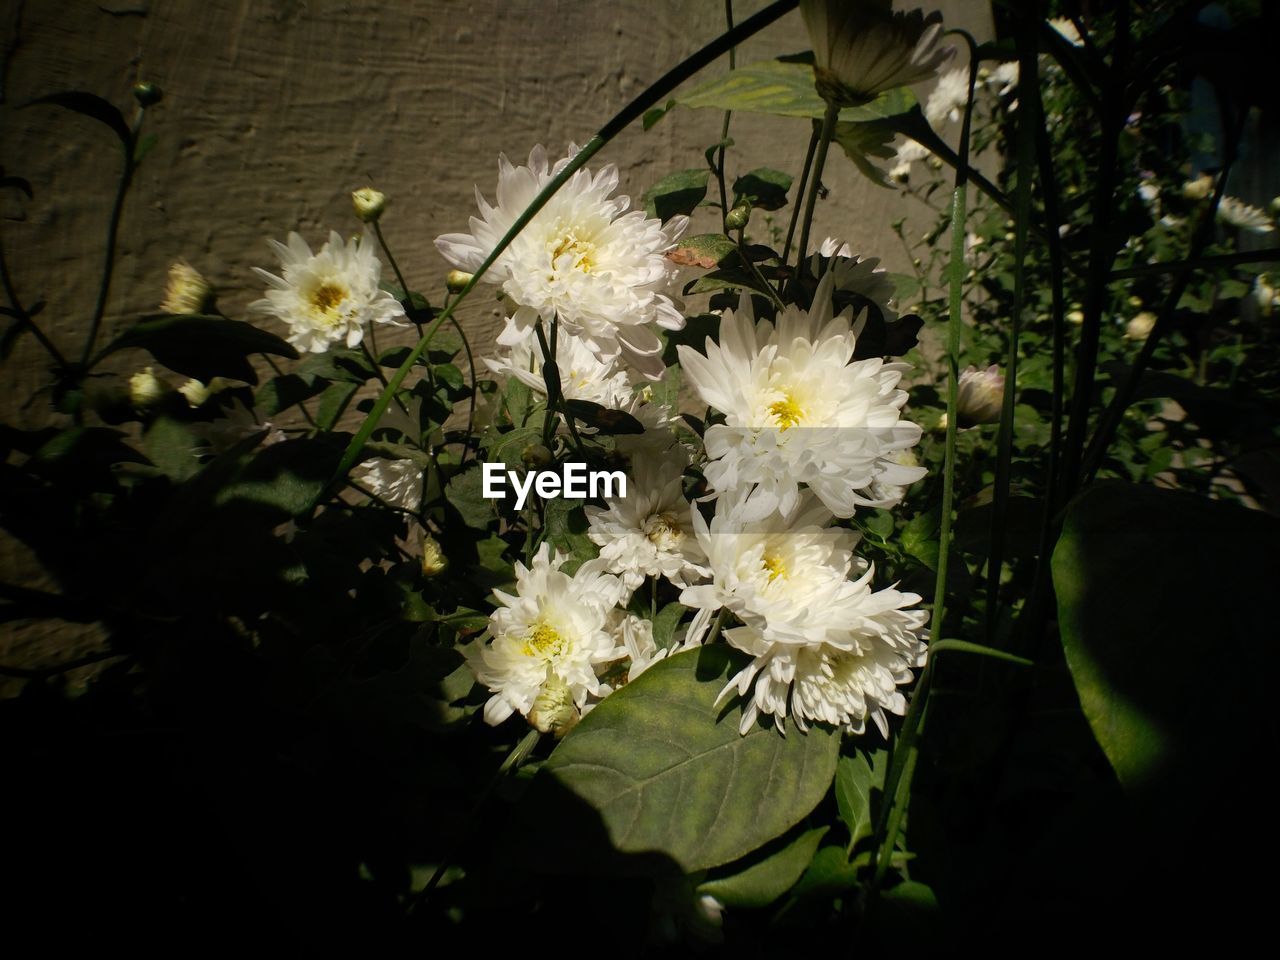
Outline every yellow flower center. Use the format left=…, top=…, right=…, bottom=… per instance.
left=522, top=622, right=564, bottom=657
left=644, top=513, right=683, bottom=549
left=762, top=554, right=787, bottom=581
left=769, top=394, right=804, bottom=430
left=550, top=231, right=597, bottom=273
left=310, top=282, right=349, bottom=325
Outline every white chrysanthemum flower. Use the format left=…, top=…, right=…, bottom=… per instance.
left=352, top=457, right=423, bottom=512
left=801, top=0, right=955, bottom=107
left=818, top=237, right=852, bottom=258
left=824, top=249, right=900, bottom=323
left=435, top=144, right=688, bottom=380
left=889, top=137, right=930, bottom=181
left=468, top=544, right=627, bottom=725
left=925, top=66, right=969, bottom=127
left=250, top=231, right=406, bottom=354
left=866, top=448, right=920, bottom=508
left=1049, top=17, right=1084, bottom=46
left=1217, top=196, right=1275, bottom=233
left=677, top=272, right=925, bottom=521
left=679, top=494, right=927, bottom=735
left=955, top=364, right=1004, bottom=427
left=614, top=395, right=688, bottom=461
left=986, top=61, right=1019, bottom=97
left=485, top=321, right=633, bottom=408
left=585, top=453, right=710, bottom=594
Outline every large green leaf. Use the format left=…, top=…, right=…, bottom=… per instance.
left=667, top=58, right=916, bottom=122
left=530, top=647, right=839, bottom=873
left=697, top=826, right=827, bottom=908
left=101, top=315, right=298, bottom=384
left=1053, top=483, right=1279, bottom=813
left=643, top=169, right=709, bottom=220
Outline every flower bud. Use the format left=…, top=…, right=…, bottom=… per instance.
left=1125, top=311, right=1157, bottom=340
left=956, top=364, right=1004, bottom=427
left=521, top=443, right=554, bottom=468
left=528, top=672, right=579, bottom=737
left=446, top=269, right=473, bottom=293
left=1126, top=295, right=1143, bottom=309
left=351, top=186, right=387, bottom=223
left=724, top=204, right=751, bottom=231
left=421, top=534, right=448, bottom=577
left=160, top=260, right=215, bottom=315
left=1067, top=308, right=1085, bottom=325
left=178, top=376, right=232, bottom=407
left=1270, top=197, right=1280, bottom=218
left=129, top=367, right=169, bottom=407
left=132, top=82, right=163, bottom=107
left=1182, top=173, right=1213, bottom=200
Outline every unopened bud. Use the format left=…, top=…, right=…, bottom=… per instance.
left=129, top=367, right=169, bottom=408
left=1067, top=308, right=1085, bottom=325
left=1125, top=311, right=1157, bottom=340
left=178, top=376, right=232, bottom=407
left=956, top=364, right=1004, bottom=427
left=1126, top=295, right=1143, bottom=309
left=528, top=672, right=579, bottom=737
left=161, top=260, right=215, bottom=315
left=1271, top=197, right=1280, bottom=217
left=351, top=186, right=387, bottom=223
left=521, top=443, right=553, bottom=469
left=421, top=534, right=448, bottom=577
left=1182, top=173, right=1213, bottom=200
left=446, top=269, right=473, bottom=293
left=725, top=204, right=751, bottom=231
left=132, top=82, right=162, bottom=107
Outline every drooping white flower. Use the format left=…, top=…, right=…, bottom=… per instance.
left=129, top=367, right=169, bottom=407
left=468, top=543, right=627, bottom=726
left=677, top=272, right=925, bottom=521
left=800, top=0, right=955, bottom=107
left=679, top=494, right=927, bottom=735
left=435, top=144, right=687, bottom=379
left=352, top=457, right=423, bottom=512
left=889, top=137, right=930, bottom=181
left=1217, top=196, right=1275, bottom=233
left=924, top=66, right=969, bottom=127
left=485, top=321, right=633, bottom=408
left=250, top=231, right=406, bottom=354
left=585, top=452, right=710, bottom=593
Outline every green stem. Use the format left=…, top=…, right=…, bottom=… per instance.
left=322, top=0, right=799, bottom=503
left=792, top=100, right=839, bottom=291
left=780, top=125, right=820, bottom=275
left=0, top=228, right=68, bottom=370
left=714, top=1, right=737, bottom=232
left=984, top=13, right=1038, bottom=638
left=1110, top=247, right=1280, bottom=279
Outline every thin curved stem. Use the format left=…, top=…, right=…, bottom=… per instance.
left=792, top=100, right=839, bottom=291
left=323, top=0, right=799, bottom=502
left=82, top=146, right=136, bottom=366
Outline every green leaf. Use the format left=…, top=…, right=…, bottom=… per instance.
left=143, top=415, right=202, bottom=481
left=100, top=315, right=298, bottom=384
left=792, top=844, right=860, bottom=897
left=215, top=437, right=338, bottom=518
left=835, top=750, right=886, bottom=851
left=832, top=120, right=897, bottom=188
left=901, top=508, right=940, bottom=570
left=444, top=463, right=494, bottom=530
left=697, top=826, right=828, bottom=908
left=673, top=58, right=917, bottom=121
left=643, top=169, right=710, bottom=220
left=529, top=647, right=840, bottom=873
left=1053, top=483, right=1280, bottom=815
left=315, top=380, right=359, bottom=430
left=732, top=167, right=793, bottom=211
left=649, top=601, right=685, bottom=650
left=256, top=373, right=327, bottom=417
left=542, top=497, right=597, bottom=565
left=666, top=233, right=738, bottom=270
left=24, top=91, right=131, bottom=148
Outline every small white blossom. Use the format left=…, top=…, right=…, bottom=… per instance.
left=468, top=544, right=627, bottom=726
left=485, top=322, right=633, bottom=408
left=1217, top=196, right=1275, bottom=233
left=925, top=67, right=969, bottom=127
left=436, top=145, right=687, bottom=380
left=352, top=457, right=423, bottom=512
left=161, top=260, right=214, bottom=315
left=955, top=364, right=1004, bottom=427
left=250, top=231, right=406, bottom=354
